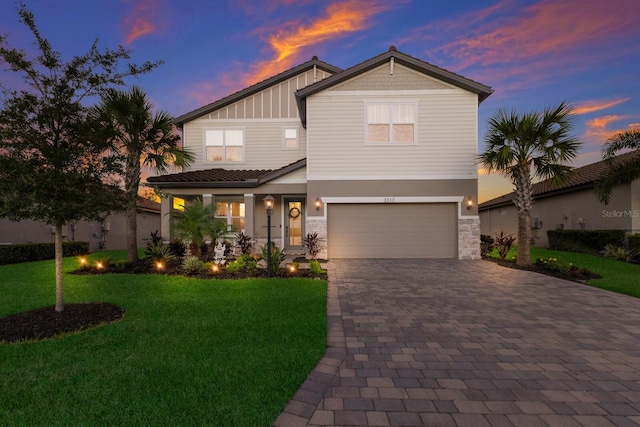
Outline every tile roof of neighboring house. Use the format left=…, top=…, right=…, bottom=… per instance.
left=146, top=158, right=306, bottom=188
left=479, top=151, right=640, bottom=210
left=173, top=58, right=341, bottom=126
left=136, top=197, right=161, bottom=213
left=295, top=46, right=494, bottom=127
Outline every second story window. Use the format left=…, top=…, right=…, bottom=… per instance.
left=283, top=128, right=298, bottom=149
left=205, top=129, right=244, bottom=162
left=366, top=103, right=415, bottom=144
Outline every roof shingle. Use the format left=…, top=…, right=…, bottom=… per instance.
left=479, top=151, right=640, bottom=210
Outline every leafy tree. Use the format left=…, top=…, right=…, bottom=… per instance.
left=171, top=199, right=228, bottom=259
left=479, top=102, right=581, bottom=266
left=594, top=129, right=640, bottom=204
left=90, top=87, right=194, bottom=263
left=0, top=4, right=159, bottom=312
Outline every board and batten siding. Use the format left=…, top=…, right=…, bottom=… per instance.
left=306, top=64, right=479, bottom=180
left=181, top=68, right=332, bottom=171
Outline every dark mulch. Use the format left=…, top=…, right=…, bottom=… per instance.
left=0, top=303, right=124, bottom=344
left=485, top=257, right=601, bottom=282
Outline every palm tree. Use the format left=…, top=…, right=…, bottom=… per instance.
left=171, top=198, right=228, bottom=259
left=91, top=86, right=194, bottom=262
left=594, top=129, right=640, bottom=204
left=479, top=102, right=581, bottom=266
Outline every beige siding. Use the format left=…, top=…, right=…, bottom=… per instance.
left=307, top=87, right=479, bottom=179
left=329, top=63, right=451, bottom=91
left=199, top=70, right=333, bottom=121
left=479, top=183, right=637, bottom=247
left=183, top=120, right=307, bottom=170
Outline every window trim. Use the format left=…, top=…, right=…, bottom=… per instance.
left=204, top=128, right=246, bottom=163
left=364, top=102, right=418, bottom=146
left=282, top=127, right=299, bottom=150
left=215, top=200, right=245, bottom=233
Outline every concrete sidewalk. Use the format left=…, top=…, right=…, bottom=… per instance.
left=274, top=259, right=640, bottom=426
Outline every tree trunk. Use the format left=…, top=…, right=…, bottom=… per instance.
left=127, top=203, right=138, bottom=263
left=126, top=152, right=141, bottom=263
left=516, top=211, right=532, bottom=267
left=513, top=165, right=534, bottom=267
left=55, top=222, right=64, bottom=312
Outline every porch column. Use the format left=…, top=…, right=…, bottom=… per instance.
left=160, top=197, right=171, bottom=241
left=202, top=193, right=214, bottom=208
left=244, top=193, right=255, bottom=237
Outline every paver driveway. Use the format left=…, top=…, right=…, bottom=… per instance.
left=275, top=259, right=640, bottom=427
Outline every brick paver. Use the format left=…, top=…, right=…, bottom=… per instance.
left=273, top=259, right=640, bottom=426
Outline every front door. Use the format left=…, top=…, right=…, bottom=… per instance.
left=284, top=197, right=305, bottom=253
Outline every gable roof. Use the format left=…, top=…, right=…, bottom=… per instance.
left=479, top=151, right=640, bottom=210
left=146, top=159, right=306, bottom=188
left=173, top=58, right=341, bottom=126
left=295, top=46, right=494, bottom=127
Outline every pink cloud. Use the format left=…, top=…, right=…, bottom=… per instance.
left=583, top=114, right=639, bottom=148
left=574, top=98, right=631, bottom=115
left=122, top=0, right=162, bottom=44
left=405, top=0, right=639, bottom=90
left=188, top=0, right=400, bottom=108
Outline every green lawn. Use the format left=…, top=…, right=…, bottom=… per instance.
left=0, top=251, right=327, bottom=426
left=531, top=247, right=640, bottom=298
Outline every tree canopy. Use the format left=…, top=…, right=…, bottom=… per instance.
left=0, top=4, right=161, bottom=311
left=479, top=102, right=581, bottom=266
left=594, top=129, right=640, bottom=204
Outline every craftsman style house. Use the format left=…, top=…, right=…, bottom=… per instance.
left=148, top=47, right=493, bottom=259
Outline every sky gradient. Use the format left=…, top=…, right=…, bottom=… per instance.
left=1, top=0, right=638, bottom=202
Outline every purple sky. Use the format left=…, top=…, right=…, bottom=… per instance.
left=1, top=0, right=638, bottom=202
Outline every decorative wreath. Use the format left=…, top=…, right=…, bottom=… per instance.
left=288, top=207, right=301, bottom=219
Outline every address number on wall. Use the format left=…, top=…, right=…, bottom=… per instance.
left=383, top=197, right=395, bottom=203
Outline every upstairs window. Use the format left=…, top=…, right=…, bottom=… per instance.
left=366, top=103, right=415, bottom=144
left=205, top=129, right=244, bottom=162
left=283, top=128, right=298, bottom=149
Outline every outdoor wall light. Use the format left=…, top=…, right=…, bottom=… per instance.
left=466, top=197, right=473, bottom=210
left=314, top=198, right=322, bottom=211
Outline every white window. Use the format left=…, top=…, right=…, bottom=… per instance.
left=283, top=128, right=298, bottom=149
left=205, top=129, right=244, bottom=162
left=215, top=201, right=245, bottom=232
left=366, top=103, right=415, bottom=144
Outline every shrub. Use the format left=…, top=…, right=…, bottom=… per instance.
left=181, top=255, right=204, bottom=275
left=168, top=239, right=187, bottom=258
left=480, top=234, right=495, bottom=258
left=235, top=232, right=253, bottom=255
left=302, top=232, right=322, bottom=259
left=0, top=241, right=89, bottom=265
left=145, top=230, right=162, bottom=252
left=261, top=244, right=286, bottom=274
left=225, top=254, right=257, bottom=275
left=601, top=244, right=636, bottom=263
left=628, top=233, right=640, bottom=255
left=547, top=229, right=626, bottom=253
left=494, top=232, right=516, bottom=260
left=309, top=259, right=326, bottom=275
left=146, top=242, right=174, bottom=264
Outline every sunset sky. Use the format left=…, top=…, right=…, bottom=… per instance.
left=1, top=0, right=638, bottom=202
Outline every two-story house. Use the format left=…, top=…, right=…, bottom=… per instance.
left=148, top=47, right=493, bottom=259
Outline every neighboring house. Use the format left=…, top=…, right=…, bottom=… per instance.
left=148, top=47, right=493, bottom=259
left=0, top=198, right=161, bottom=252
left=479, top=152, right=640, bottom=247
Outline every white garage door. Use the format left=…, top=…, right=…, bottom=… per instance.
left=327, top=203, right=458, bottom=258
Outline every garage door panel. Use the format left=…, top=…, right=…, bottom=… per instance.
left=328, top=203, right=457, bottom=259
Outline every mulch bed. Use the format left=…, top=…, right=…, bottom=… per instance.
left=0, top=303, right=124, bottom=344
left=485, top=257, right=601, bottom=282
